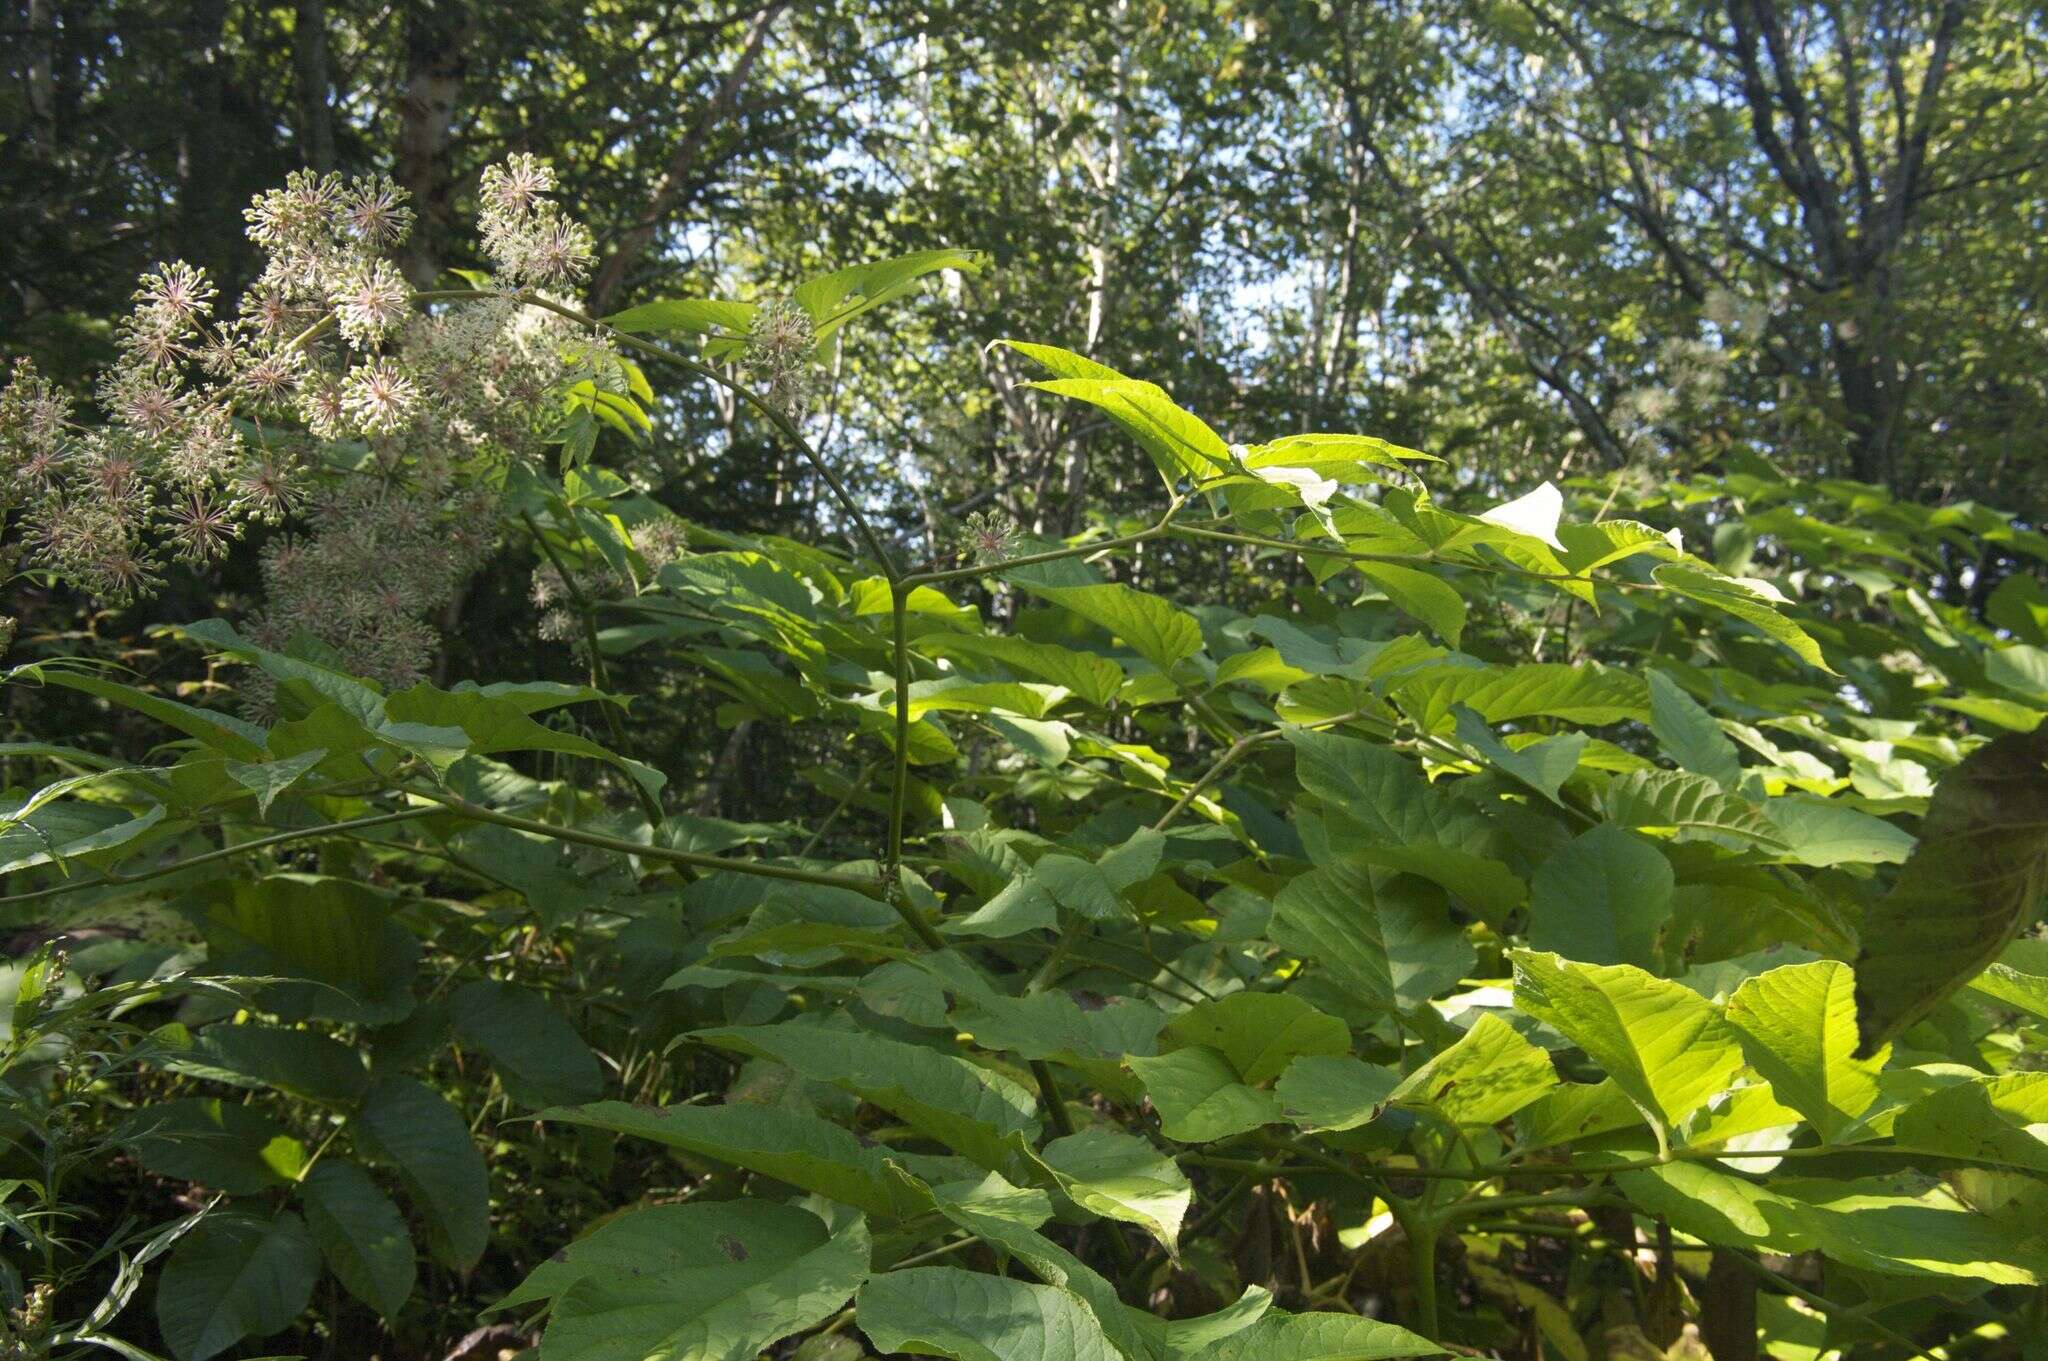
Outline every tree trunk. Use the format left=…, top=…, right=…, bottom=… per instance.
left=292, top=0, right=337, bottom=173
left=397, top=1, right=475, bottom=290
left=177, top=0, right=237, bottom=286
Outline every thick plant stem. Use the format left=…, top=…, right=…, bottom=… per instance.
left=1386, top=1196, right=1440, bottom=1340
left=885, top=581, right=913, bottom=895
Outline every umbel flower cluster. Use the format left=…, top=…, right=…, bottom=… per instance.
left=0, top=155, right=626, bottom=691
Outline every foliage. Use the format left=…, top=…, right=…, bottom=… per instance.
left=2, top=146, right=2047, bottom=1361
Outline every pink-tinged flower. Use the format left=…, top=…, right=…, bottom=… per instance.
left=341, top=358, right=419, bottom=433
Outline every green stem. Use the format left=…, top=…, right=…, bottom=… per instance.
left=0, top=807, right=437, bottom=908
left=886, top=580, right=914, bottom=896
left=1030, top=1059, right=1078, bottom=1140
left=1385, top=1194, right=1440, bottom=1340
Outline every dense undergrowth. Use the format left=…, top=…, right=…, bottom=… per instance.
left=3, top=165, right=2048, bottom=1361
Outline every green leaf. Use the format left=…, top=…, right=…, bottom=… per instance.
left=1128, top=1047, right=1283, bottom=1143
left=155, top=1213, right=320, bottom=1361
left=450, top=981, right=604, bottom=1108
left=1646, top=670, right=1742, bottom=789
left=27, top=666, right=267, bottom=760
left=1352, top=561, right=1466, bottom=647
left=354, top=1077, right=490, bottom=1270
left=1452, top=707, right=1588, bottom=805
left=1723, top=962, right=1885, bottom=1141
left=383, top=683, right=665, bottom=804
left=1615, top=1160, right=2047, bottom=1284
left=1510, top=951, right=1744, bottom=1143
left=1761, top=795, right=1915, bottom=867
left=116, top=1098, right=306, bottom=1195
left=1273, top=1056, right=1401, bottom=1133
left=1160, top=993, right=1351, bottom=1085
left=1268, top=858, right=1475, bottom=1014
left=1890, top=1079, right=2048, bottom=1176
left=1386, top=1013, right=1557, bottom=1127
left=691, top=1023, right=1040, bottom=1170
left=857, top=1264, right=1128, bottom=1361
left=1009, top=581, right=1203, bottom=675
left=994, top=341, right=1230, bottom=483
left=1391, top=663, right=1648, bottom=731
left=160, top=1022, right=368, bottom=1104
left=603, top=297, right=755, bottom=335
left=1182, top=1310, right=1443, bottom=1361
left=222, top=748, right=326, bottom=816
left=952, top=992, right=1167, bottom=1063
left=1527, top=824, right=1673, bottom=970
left=926, top=1174, right=1158, bottom=1360
left=1037, top=1129, right=1192, bottom=1252
left=536, top=1101, right=932, bottom=1220
left=198, top=874, right=417, bottom=1025
left=1652, top=565, right=1835, bottom=673
left=1854, top=727, right=2048, bottom=1055
left=299, top=1160, right=415, bottom=1319
left=919, top=633, right=1126, bottom=708
left=799, top=248, right=979, bottom=333
left=1603, top=770, right=1788, bottom=849
left=517, top=1202, right=869, bottom=1361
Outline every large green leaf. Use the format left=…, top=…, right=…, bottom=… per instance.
left=1037, top=1130, right=1192, bottom=1252
left=691, top=1023, right=1040, bottom=1170
left=1186, top=1310, right=1443, bottom=1361
left=927, top=1174, right=1159, bottom=1360
left=353, top=1077, right=490, bottom=1269
left=450, top=980, right=604, bottom=1108
left=1527, top=824, right=1673, bottom=970
left=158, top=1022, right=368, bottom=1104
left=197, top=874, right=417, bottom=1024
left=155, top=1213, right=321, bottom=1361
left=505, top=1201, right=869, bottom=1361
left=1353, top=561, right=1467, bottom=647
left=1646, top=670, right=1741, bottom=789
left=855, top=1265, right=1125, bottom=1361
left=1603, top=770, right=1788, bottom=849
left=1010, top=581, right=1204, bottom=675
left=995, top=341, right=1231, bottom=483
left=1854, top=727, right=2048, bottom=1054
left=1273, top=1057, right=1401, bottom=1133
left=1127, top=1047, right=1283, bottom=1143
left=1159, top=993, right=1351, bottom=1085
left=1268, top=858, right=1475, bottom=1014
left=115, top=1098, right=306, bottom=1195
left=1386, top=1014, right=1557, bottom=1127
left=299, top=1159, right=415, bottom=1319
left=1724, top=961, right=1885, bottom=1141
left=1510, top=951, right=1744, bottom=1143
left=1652, top=565, right=1834, bottom=673
left=919, top=633, right=1126, bottom=707
left=536, top=1101, right=932, bottom=1220
left=1616, top=1160, right=2047, bottom=1284
left=1391, top=663, right=1648, bottom=730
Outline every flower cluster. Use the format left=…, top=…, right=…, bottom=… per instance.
left=741, top=297, right=820, bottom=418
left=957, top=508, right=1019, bottom=565
left=0, top=157, right=628, bottom=687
